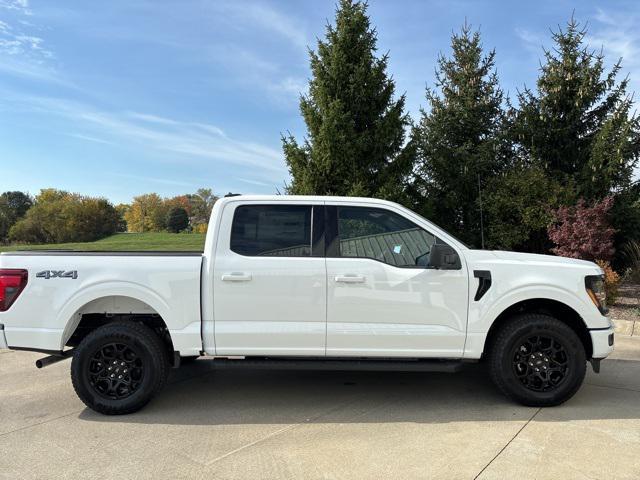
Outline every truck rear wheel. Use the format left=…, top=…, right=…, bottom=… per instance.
left=488, top=313, right=586, bottom=407
left=71, top=321, right=169, bottom=415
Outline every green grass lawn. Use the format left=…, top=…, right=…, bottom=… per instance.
left=0, top=233, right=206, bottom=252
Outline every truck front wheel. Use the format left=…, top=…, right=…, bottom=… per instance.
left=488, top=313, right=587, bottom=407
left=71, top=321, right=169, bottom=415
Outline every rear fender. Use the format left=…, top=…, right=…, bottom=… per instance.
left=59, top=281, right=170, bottom=349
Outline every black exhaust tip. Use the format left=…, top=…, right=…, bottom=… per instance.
left=35, top=350, right=73, bottom=369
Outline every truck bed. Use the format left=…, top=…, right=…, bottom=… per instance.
left=0, top=251, right=203, bottom=355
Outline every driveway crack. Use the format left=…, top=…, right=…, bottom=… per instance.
left=204, top=393, right=380, bottom=467
left=473, top=407, right=541, bottom=479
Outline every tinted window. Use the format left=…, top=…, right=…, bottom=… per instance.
left=337, top=207, right=436, bottom=267
left=231, top=205, right=312, bottom=256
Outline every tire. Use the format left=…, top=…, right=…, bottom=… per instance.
left=71, top=321, right=169, bottom=415
left=488, top=313, right=586, bottom=407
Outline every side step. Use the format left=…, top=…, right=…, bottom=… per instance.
left=205, top=358, right=466, bottom=373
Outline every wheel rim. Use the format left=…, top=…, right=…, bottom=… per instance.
left=512, top=335, right=569, bottom=392
left=87, top=342, right=145, bottom=400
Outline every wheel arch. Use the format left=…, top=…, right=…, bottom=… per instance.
left=483, top=298, right=593, bottom=360
left=58, top=282, right=172, bottom=350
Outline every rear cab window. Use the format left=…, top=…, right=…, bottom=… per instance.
left=230, top=205, right=312, bottom=257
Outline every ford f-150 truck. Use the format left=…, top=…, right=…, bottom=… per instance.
left=0, top=196, right=615, bottom=414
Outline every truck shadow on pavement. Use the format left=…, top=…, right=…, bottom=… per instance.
left=78, top=357, right=640, bottom=425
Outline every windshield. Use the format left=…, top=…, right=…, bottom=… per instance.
left=411, top=211, right=470, bottom=249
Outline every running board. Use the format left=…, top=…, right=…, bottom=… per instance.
left=205, top=358, right=465, bottom=373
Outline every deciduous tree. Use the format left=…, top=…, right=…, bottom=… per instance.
left=548, top=196, right=616, bottom=261
left=0, top=191, right=32, bottom=243
left=9, top=189, right=119, bottom=243
left=124, top=193, right=166, bottom=233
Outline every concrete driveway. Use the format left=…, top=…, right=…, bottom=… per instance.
left=1, top=337, right=639, bottom=480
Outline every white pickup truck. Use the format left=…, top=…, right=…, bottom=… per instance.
left=0, top=195, right=614, bottom=414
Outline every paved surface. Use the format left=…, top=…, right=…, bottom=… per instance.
left=1, top=337, right=639, bottom=480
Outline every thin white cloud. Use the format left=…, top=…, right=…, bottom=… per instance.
left=0, top=0, right=31, bottom=15
left=191, top=123, right=227, bottom=138
left=4, top=94, right=287, bottom=180
left=213, top=1, right=309, bottom=50
left=0, top=0, right=72, bottom=87
left=67, top=133, right=112, bottom=145
left=112, top=173, right=198, bottom=188
left=126, top=111, right=180, bottom=126
left=589, top=8, right=640, bottom=74
left=127, top=112, right=228, bottom=138
left=271, top=76, right=307, bottom=96
left=515, top=28, right=544, bottom=55
left=236, top=177, right=273, bottom=187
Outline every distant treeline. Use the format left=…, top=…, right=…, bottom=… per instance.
left=0, top=188, right=218, bottom=245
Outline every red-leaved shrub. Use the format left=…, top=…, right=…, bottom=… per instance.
left=548, top=197, right=616, bottom=261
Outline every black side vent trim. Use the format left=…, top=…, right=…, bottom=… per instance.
left=474, top=270, right=492, bottom=301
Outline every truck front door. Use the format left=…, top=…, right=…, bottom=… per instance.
left=324, top=203, right=468, bottom=357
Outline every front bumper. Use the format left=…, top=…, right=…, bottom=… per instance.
left=0, top=324, right=8, bottom=350
left=590, top=325, right=615, bottom=359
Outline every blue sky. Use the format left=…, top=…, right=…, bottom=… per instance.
left=1, top=0, right=639, bottom=204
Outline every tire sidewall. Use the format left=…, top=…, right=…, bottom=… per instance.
left=72, top=327, right=164, bottom=414
left=495, top=317, right=586, bottom=405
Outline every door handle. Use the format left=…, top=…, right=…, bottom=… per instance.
left=335, top=274, right=365, bottom=284
left=221, top=272, right=252, bottom=282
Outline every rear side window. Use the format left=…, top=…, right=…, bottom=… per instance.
left=337, top=206, right=436, bottom=267
left=231, top=205, right=312, bottom=256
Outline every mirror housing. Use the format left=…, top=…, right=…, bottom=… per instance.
left=427, top=244, right=461, bottom=270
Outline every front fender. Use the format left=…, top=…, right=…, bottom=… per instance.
left=463, top=283, right=608, bottom=359
left=473, top=283, right=605, bottom=333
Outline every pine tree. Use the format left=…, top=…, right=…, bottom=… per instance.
left=515, top=17, right=640, bottom=199
left=413, top=23, right=509, bottom=247
left=282, top=0, right=411, bottom=201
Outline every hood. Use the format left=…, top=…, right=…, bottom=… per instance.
left=464, top=249, right=599, bottom=269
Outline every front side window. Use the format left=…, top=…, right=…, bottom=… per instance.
left=231, top=205, right=312, bottom=256
left=337, top=206, right=437, bottom=267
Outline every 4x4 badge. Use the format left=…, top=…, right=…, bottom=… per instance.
left=36, top=270, right=78, bottom=280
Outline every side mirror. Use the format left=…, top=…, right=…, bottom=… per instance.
left=427, top=244, right=461, bottom=270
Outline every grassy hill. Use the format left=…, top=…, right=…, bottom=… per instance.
left=0, top=233, right=206, bottom=253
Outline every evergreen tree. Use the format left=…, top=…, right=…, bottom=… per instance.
left=515, top=18, right=640, bottom=199
left=166, top=207, right=189, bottom=233
left=283, top=0, right=411, bottom=201
left=413, top=23, right=509, bottom=247
left=484, top=164, right=568, bottom=252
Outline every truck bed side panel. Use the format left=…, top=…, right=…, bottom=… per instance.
left=0, top=253, right=203, bottom=355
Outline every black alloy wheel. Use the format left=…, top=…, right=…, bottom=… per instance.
left=488, top=313, right=586, bottom=407
left=87, top=342, right=145, bottom=400
left=512, top=334, right=569, bottom=392
left=71, top=321, right=169, bottom=415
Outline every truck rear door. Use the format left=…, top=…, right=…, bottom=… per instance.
left=212, top=200, right=326, bottom=355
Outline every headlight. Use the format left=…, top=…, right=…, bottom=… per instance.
left=585, top=275, right=607, bottom=315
